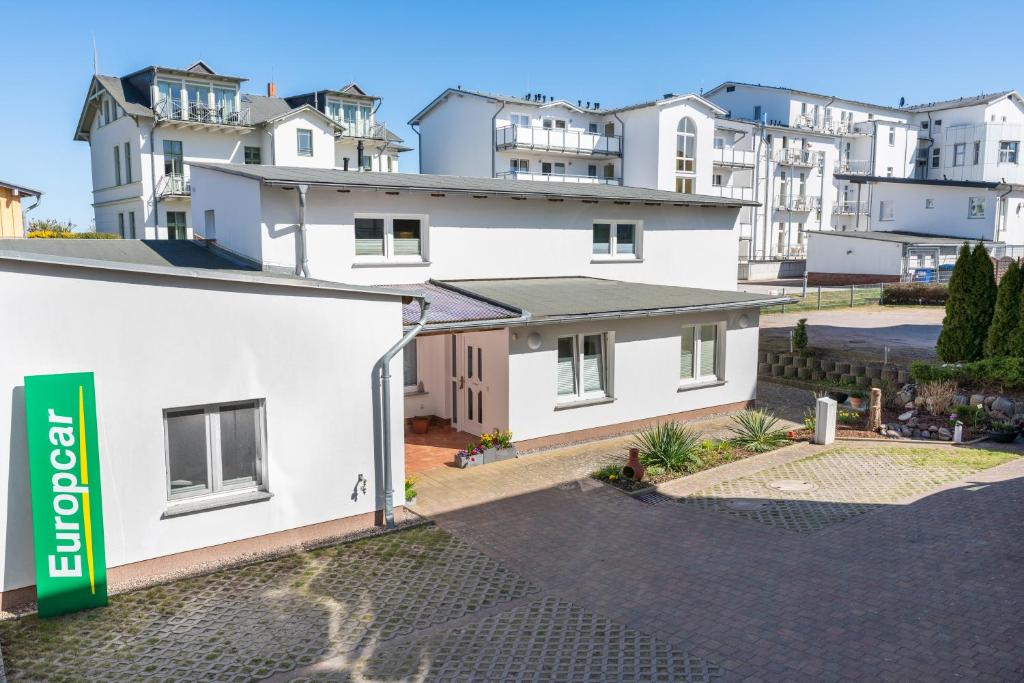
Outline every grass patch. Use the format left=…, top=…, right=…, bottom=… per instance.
left=907, top=447, right=1017, bottom=471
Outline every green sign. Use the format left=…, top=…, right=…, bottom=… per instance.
left=24, top=372, right=107, bottom=617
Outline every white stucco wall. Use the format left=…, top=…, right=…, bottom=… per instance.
left=268, top=112, right=336, bottom=168
left=806, top=232, right=904, bottom=276
left=0, top=260, right=406, bottom=593
left=868, top=182, right=998, bottom=241
left=417, top=93, right=497, bottom=177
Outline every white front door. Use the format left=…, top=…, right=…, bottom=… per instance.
left=447, top=332, right=494, bottom=436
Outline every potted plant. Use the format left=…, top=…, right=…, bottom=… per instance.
left=847, top=391, right=866, bottom=410
left=411, top=415, right=430, bottom=434
left=404, top=477, right=417, bottom=505
left=454, top=445, right=484, bottom=468
left=987, top=422, right=1018, bottom=443
left=480, top=429, right=516, bottom=464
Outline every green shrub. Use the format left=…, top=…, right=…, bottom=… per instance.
left=910, top=356, right=1024, bottom=391
left=404, top=477, right=416, bottom=500
left=592, top=463, right=621, bottom=481
left=953, top=404, right=985, bottom=428
left=727, top=410, right=791, bottom=453
left=631, top=422, right=703, bottom=473
left=27, top=230, right=118, bottom=239
left=880, top=283, right=947, bottom=306
left=792, top=318, right=809, bottom=354
left=937, top=243, right=995, bottom=362
left=986, top=260, right=1021, bottom=357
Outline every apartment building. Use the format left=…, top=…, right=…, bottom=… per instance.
left=74, top=61, right=409, bottom=239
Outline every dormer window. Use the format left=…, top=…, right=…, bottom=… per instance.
left=326, top=99, right=342, bottom=121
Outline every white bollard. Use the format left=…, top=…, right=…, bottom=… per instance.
left=814, top=397, right=837, bottom=445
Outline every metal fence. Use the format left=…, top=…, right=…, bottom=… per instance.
left=767, top=283, right=886, bottom=314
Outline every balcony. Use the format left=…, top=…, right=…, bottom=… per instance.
left=157, top=174, right=190, bottom=198
left=495, top=125, right=622, bottom=157
left=794, top=114, right=851, bottom=136
left=710, top=185, right=755, bottom=201
left=339, top=119, right=388, bottom=140
left=833, top=200, right=869, bottom=215
left=835, top=159, right=871, bottom=175
left=495, top=171, right=621, bottom=185
left=712, top=147, right=756, bottom=167
left=773, top=148, right=822, bottom=167
left=776, top=194, right=820, bottom=212
left=154, top=98, right=252, bottom=129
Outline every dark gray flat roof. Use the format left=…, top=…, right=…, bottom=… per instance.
left=438, top=277, right=784, bottom=323
left=190, top=163, right=758, bottom=208
left=809, top=230, right=992, bottom=246
left=835, top=174, right=1003, bottom=189
left=0, top=239, right=416, bottom=300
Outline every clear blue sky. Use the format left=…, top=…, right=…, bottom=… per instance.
left=3, top=0, right=1022, bottom=229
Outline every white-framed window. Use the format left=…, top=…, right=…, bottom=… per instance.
left=124, top=142, right=132, bottom=183
left=680, top=323, right=723, bottom=384
left=113, top=145, right=121, bottom=185
left=968, top=197, right=986, bottom=219
left=712, top=173, right=723, bottom=187
left=675, top=177, right=694, bottom=193
left=509, top=113, right=530, bottom=127
left=676, top=117, right=697, bottom=173
left=714, top=137, right=724, bottom=149
left=879, top=200, right=895, bottom=221
left=360, top=153, right=373, bottom=171
left=999, top=141, right=1019, bottom=164
left=953, top=143, right=966, bottom=166
left=886, top=167, right=894, bottom=177
left=973, top=141, right=981, bottom=165
left=117, top=213, right=125, bottom=238
left=587, top=164, right=597, bottom=177
left=588, top=122, right=598, bottom=133
left=164, top=399, right=267, bottom=502
left=592, top=220, right=641, bottom=259
left=557, top=333, right=612, bottom=402
left=541, top=161, right=565, bottom=175
left=510, top=158, right=529, bottom=173
left=542, top=117, right=566, bottom=130
left=925, top=198, right=935, bottom=209
left=354, top=214, right=428, bottom=260
left=297, top=128, right=313, bottom=156
left=128, top=211, right=136, bottom=239
left=931, top=148, right=941, bottom=168
left=403, top=339, right=418, bottom=392
left=888, top=127, right=896, bottom=146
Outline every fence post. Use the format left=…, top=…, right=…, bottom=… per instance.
left=802, top=272, right=808, bottom=298
left=781, top=286, right=785, bottom=313
left=817, top=286, right=821, bottom=310
left=879, top=281, right=884, bottom=305
left=849, top=285, right=854, bottom=307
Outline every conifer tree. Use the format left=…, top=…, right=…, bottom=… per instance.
left=936, top=243, right=976, bottom=362
left=985, top=259, right=1021, bottom=357
left=970, top=243, right=997, bottom=358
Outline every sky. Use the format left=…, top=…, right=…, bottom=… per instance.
left=2, top=0, right=1023, bottom=229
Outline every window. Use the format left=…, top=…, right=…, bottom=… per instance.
left=103, top=99, right=111, bottom=125
left=393, top=218, right=422, bottom=256
left=968, top=197, right=985, bottom=219
left=117, top=213, right=125, bottom=238
left=753, top=105, right=762, bottom=121
left=681, top=323, right=721, bottom=383
left=510, top=158, right=529, bottom=173
left=931, top=148, right=941, bottom=168
left=113, top=146, right=121, bottom=185
left=888, top=127, right=896, bottom=146
left=343, top=103, right=357, bottom=123
left=163, top=140, right=183, bottom=177
left=592, top=221, right=640, bottom=258
left=999, top=141, right=1019, bottom=164
left=355, top=217, right=384, bottom=255
left=973, top=141, right=981, bottom=165
left=387, top=156, right=394, bottom=172
left=403, top=340, right=418, bottom=390
left=128, top=211, right=136, bottom=239
left=886, top=167, right=894, bottom=177
left=587, top=164, right=597, bottom=177
left=244, top=146, right=261, bottom=165
left=509, top=113, right=530, bottom=127
left=164, top=400, right=266, bottom=502
left=925, top=198, right=935, bottom=209
left=588, top=122, right=598, bottom=133
left=713, top=173, right=723, bottom=187
left=934, top=119, right=942, bottom=128
left=953, top=143, right=966, bottom=166
left=879, top=200, right=895, bottom=221
left=297, top=129, right=313, bottom=156
left=557, top=333, right=610, bottom=402
left=166, top=211, right=187, bottom=239
left=675, top=177, right=694, bottom=193
left=354, top=215, right=427, bottom=259
left=361, top=154, right=373, bottom=171
left=123, top=143, right=132, bottom=183
left=326, top=100, right=341, bottom=121
left=714, top=138, right=724, bottom=150
left=541, top=161, right=565, bottom=175
left=676, top=117, right=697, bottom=173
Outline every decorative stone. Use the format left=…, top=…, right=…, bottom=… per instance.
left=901, top=426, right=913, bottom=437
left=921, top=430, right=931, bottom=439
left=953, top=394, right=968, bottom=406
left=938, top=427, right=952, bottom=439
left=993, top=397, right=1014, bottom=416
left=819, top=359, right=836, bottom=372
left=898, top=410, right=914, bottom=422
left=969, top=394, right=986, bottom=408
left=912, top=429, right=922, bottom=439
left=984, top=395, right=997, bottom=409
left=811, top=369, right=826, bottom=381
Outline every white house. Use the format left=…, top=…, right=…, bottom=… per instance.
left=0, top=239, right=415, bottom=611
left=74, top=61, right=409, bottom=240
left=188, top=164, right=783, bottom=449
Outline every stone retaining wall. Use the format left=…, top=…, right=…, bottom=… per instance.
left=758, top=350, right=909, bottom=388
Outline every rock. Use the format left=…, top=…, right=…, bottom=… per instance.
left=898, top=410, right=914, bottom=422
left=938, top=427, right=951, bottom=438
left=953, top=394, right=968, bottom=406
left=886, top=429, right=902, bottom=438
left=984, top=395, right=998, bottom=410
left=907, top=418, right=919, bottom=428
left=921, top=430, right=931, bottom=439
left=993, top=397, right=1014, bottom=416
left=901, top=427, right=913, bottom=438
left=904, top=401, right=915, bottom=410
left=912, top=429, right=922, bottom=439
left=969, top=394, right=985, bottom=408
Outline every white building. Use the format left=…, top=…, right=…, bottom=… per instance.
left=74, top=61, right=410, bottom=240
left=188, top=164, right=781, bottom=449
left=0, top=239, right=414, bottom=611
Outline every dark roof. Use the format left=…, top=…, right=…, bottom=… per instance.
left=121, top=63, right=247, bottom=83
left=439, top=277, right=783, bottom=322
left=190, top=163, right=758, bottom=207
left=835, top=174, right=1002, bottom=189
left=0, top=239, right=415, bottom=299
left=809, top=230, right=994, bottom=246
left=0, top=180, right=42, bottom=197
left=902, top=91, right=1017, bottom=113
left=377, top=281, right=523, bottom=329
left=242, top=94, right=294, bottom=124
left=704, top=81, right=907, bottom=114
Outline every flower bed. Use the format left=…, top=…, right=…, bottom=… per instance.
left=592, top=440, right=760, bottom=492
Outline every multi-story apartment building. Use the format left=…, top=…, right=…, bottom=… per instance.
left=74, top=61, right=409, bottom=239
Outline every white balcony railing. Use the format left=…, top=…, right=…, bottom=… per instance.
left=773, top=148, right=822, bottom=167
left=154, top=98, right=251, bottom=127
left=834, top=159, right=871, bottom=175
left=795, top=114, right=850, bottom=136
left=496, top=125, right=622, bottom=156
left=710, top=185, right=755, bottom=201
left=776, top=194, right=820, bottom=211
left=339, top=118, right=388, bottom=140
left=157, top=173, right=190, bottom=197
left=833, top=200, right=869, bottom=215
left=495, top=171, right=621, bottom=185
left=712, top=147, right=756, bottom=166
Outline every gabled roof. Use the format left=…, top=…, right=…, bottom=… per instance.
left=261, top=104, right=347, bottom=132
left=185, top=60, right=217, bottom=75
left=190, top=163, right=759, bottom=207
left=0, top=180, right=42, bottom=197
left=704, top=81, right=908, bottom=114
left=241, top=93, right=295, bottom=124
left=902, top=91, right=1020, bottom=113
left=73, top=75, right=153, bottom=141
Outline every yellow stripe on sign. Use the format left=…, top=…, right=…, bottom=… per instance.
left=78, top=386, right=96, bottom=595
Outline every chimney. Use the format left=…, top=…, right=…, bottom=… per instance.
left=267, top=82, right=277, bottom=97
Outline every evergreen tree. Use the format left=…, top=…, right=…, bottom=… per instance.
left=985, top=260, right=1022, bottom=357
left=970, top=243, right=997, bottom=357
left=936, top=243, right=976, bottom=362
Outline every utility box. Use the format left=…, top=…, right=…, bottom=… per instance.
left=815, top=397, right=837, bottom=445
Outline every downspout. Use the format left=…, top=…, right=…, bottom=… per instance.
left=996, top=182, right=1013, bottom=241
left=378, top=295, right=431, bottom=528
left=752, top=124, right=762, bottom=259
left=411, top=122, right=422, bottom=173
left=613, top=112, right=625, bottom=184
left=295, top=184, right=310, bottom=277
left=22, top=192, right=41, bottom=215
left=490, top=100, right=506, bottom=179
left=922, top=112, right=934, bottom=179
left=149, top=119, right=159, bottom=239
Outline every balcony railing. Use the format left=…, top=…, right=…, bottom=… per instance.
left=495, top=171, right=621, bottom=185
left=710, top=185, right=755, bottom=201
left=776, top=194, right=820, bottom=211
left=834, top=159, right=871, bottom=175
left=833, top=200, right=869, bottom=215
left=339, top=119, right=388, bottom=140
left=496, top=125, right=622, bottom=157
left=157, top=173, right=190, bottom=197
left=773, top=148, right=822, bottom=167
left=154, top=98, right=252, bottom=127
left=712, top=147, right=756, bottom=166
left=794, top=114, right=851, bottom=136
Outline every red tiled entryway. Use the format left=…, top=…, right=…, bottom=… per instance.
left=405, top=426, right=479, bottom=474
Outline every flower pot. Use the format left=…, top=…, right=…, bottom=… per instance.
left=827, top=391, right=848, bottom=404
left=455, top=451, right=483, bottom=468
left=482, top=446, right=517, bottom=464
left=848, top=397, right=864, bottom=410
left=987, top=429, right=1018, bottom=443
left=411, top=416, right=430, bottom=434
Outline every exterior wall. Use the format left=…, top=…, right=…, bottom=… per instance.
left=417, top=93, right=497, bottom=177
left=189, top=169, right=263, bottom=257
left=506, top=309, right=760, bottom=442
left=89, top=109, right=147, bottom=234
left=0, top=188, right=25, bottom=238
left=0, top=260, right=405, bottom=596
left=188, top=169, right=743, bottom=292
left=805, top=232, right=904, bottom=278
left=268, top=113, right=336, bottom=168
left=868, top=182, right=998, bottom=241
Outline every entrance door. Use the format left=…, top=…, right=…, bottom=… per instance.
left=447, top=333, right=490, bottom=436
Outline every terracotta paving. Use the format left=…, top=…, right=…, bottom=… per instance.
left=404, top=426, right=479, bottom=474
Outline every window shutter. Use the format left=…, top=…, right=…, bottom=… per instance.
left=582, top=335, right=605, bottom=393
left=699, top=325, right=718, bottom=378
left=680, top=327, right=695, bottom=380
left=557, top=337, right=577, bottom=396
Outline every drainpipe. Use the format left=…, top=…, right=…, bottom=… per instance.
left=996, top=181, right=1013, bottom=241
left=22, top=192, right=41, bottom=215
left=149, top=119, right=159, bottom=239
left=295, top=184, right=310, bottom=277
left=490, top=100, right=506, bottom=178
left=356, top=140, right=365, bottom=172
left=752, top=123, right=762, bottom=260
left=378, top=295, right=431, bottom=528
left=411, top=123, right=422, bottom=173
left=613, top=112, right=625, bottom=184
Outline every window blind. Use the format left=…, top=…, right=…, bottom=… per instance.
left=557, top=337, right=577, bottom=396
left=593, top=223, right=611, bottom=254
left=582, top=335, right=605, bottom=393
left=699, top=325, right=717, bottom=378
left=355, top=218, right=385, bottom=255
left=680, top=327, right=695, bottom=379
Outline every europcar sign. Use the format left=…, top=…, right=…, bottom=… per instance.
left=24, top=372, right=107, bottom=617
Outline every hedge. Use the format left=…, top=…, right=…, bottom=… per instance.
left=881, top=282, right=947, bottom=306
left=910, top=356, right=1024, bottom=390
left=28, top=231, right=118, bottom=239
